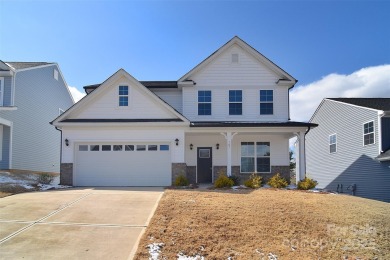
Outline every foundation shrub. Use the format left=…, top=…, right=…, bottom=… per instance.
left=267, top=173, right=288, bottom=188
left=214, top=175, right=234, bottom=188
left=297, top=177, right=318, bottom=190
left=174, top=175, right=189, bottom=186
left=244, top=173, right=262, bottom=189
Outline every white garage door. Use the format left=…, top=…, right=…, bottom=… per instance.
left=74, top=143, right=171, bottom=186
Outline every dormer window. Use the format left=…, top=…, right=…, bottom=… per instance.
left=119, top=86, right=129, bottom=106
left=260, top=90, right=273, bottom=115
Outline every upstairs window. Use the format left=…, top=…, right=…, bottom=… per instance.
left=329, top=134, right=337, bottom=153
left=229, top=90, right=242, bottom=115
left=198, top=90, right=211, bottom=115
left=119, top=86, right=128, bottom=106
left=260, top=90, right=273, bottom=115
left=363, top=121, right=374, bottom=145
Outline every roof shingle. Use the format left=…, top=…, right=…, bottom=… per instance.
left=328, top=98, right=390, bottom=111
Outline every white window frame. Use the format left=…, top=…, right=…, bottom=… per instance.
left=363, top=121, right=375, bottom=146
left=198, top=90, right=212, bottom=116
left=259, top=90, right=274, bottom=115
left=0, top=77, right=4, bottom=106
left=229, top=89, right=242, bottom=116
left=240, top=142, right=271, bottom=173
left=329, top=133, right=337, bottom=154
left=118, top=85, right=129, bottom=107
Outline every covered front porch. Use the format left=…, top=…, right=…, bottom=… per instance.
left=180, top=122, right=316, bottom=185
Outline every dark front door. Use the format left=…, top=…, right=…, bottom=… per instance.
left=197, top=147, right=212, bottom=183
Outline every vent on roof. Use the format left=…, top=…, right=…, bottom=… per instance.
left=232, top=53, right=239, bottom=63
left=54, top=69, right=58, bottom=81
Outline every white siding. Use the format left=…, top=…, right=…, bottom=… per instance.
left=182, top=44, right=289, bottom=121
left=151, top=89, right=183, bottom=113
left=185, top=134, right=289, bottom=167
left=61, top=126, right=185, bottom=164
left=73, top=77, right=178, bottom=119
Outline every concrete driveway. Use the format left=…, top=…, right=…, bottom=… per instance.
left=0, top=187, right=164, bottom=259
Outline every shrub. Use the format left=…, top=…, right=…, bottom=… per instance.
left=38, top=173, right=54, bottom=185
left=174, top=175, right=189, bottom=186
left=214, top=174, right=234, bottom=188
left=244, top=173, right=262, bottom=189
left=297, top=177, right=318, bottom=190
left=228, top=175, right=240, bottom=186
left=267, top=173, right=288, bottom=188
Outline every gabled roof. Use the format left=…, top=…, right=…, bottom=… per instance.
left=83, top=81, right=178, bottom=93
left=52, top=69, right=188, bottom=126
left=178, top=36, right=297, bottom=85
left=5, top=62, right=53, bottom=70
left=327, top=98, right=390, bottom=111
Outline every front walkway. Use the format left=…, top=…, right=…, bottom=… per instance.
left=0, top=187, right=164, bottom=259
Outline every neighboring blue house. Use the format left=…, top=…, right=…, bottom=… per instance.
left=306, top=98, right=390, bottom=202
left=0, top=61, right=74, bottom=173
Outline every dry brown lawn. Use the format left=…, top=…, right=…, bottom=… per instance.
left=135, top=188, right=390, bottom=259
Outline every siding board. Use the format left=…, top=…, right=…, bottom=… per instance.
left=306, top=100, right=390, bottom=202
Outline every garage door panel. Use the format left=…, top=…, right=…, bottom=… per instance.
left=75, top=143, right=171, bottom=186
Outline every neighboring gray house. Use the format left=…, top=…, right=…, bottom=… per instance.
left=306, top=98, right=390, bottom=202
left=0, top=61, right=74, bottom=173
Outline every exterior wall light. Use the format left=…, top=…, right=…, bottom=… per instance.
left=65, top=138, right=69, bottom=146
left=190, top=144, right=193, bottom=150
left=175, top=138, right=179, bottom=146
left=216, top=143, right=219, bottom=150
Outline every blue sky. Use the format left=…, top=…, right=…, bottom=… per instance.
left=1, top=0, right=389, bottom=120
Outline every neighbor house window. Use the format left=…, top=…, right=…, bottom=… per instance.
left=90, top=145, right=99, bottom=151
left=260, top=90, right=273, bottom=115
left=231, top=53, right=239, bottom=63
left=160, top=145, right=169, bottom=151
left=113, top=145, right=123, bottom=151
left=229, top=90, right=242, bottom=115
left=125, top=145, right=134, bottom=151
left=148, top=145, right=158, bottom=151
left=137, top=145, right=146, bottom=151
left=363, top=121, right=374, bottom=145
left=198, top=90, right=211, bottom=115
left=79, top=145, right=88, bottom=151
left=119, top=86, right=129, bottom=106
left=102, top=145, right=111, bottom=151
left=329, top=134, right=337, bottom=153
left=241, top=142, right=270, bottom=173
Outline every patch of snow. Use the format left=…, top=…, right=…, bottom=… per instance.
left=0, top=175, right=34, bottom=184
left=16, top=183, right=34, bottom=189
left=38, top=183, right=71, bottom=191
left=177, top=252, right=204, bottom=260
left=286, top=184, right=297, bottom=189
left=147, top=243, right=164, bottom=260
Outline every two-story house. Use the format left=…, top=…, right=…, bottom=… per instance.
left=0, top=61, right=74, bottom=173
left=306, top=98, right=390, bottom=202
left=51, top=36, right=316, bottom=186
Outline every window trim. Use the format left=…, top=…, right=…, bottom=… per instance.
left=259, top=90, right=274, bottom=115
left=240, top=141, right=271, bottom=173
left=198, top=90, right=212, bottom=116
left=363, top=120, right=375, bottom=146
left=118, top=85, right=129, bottom=107
left=228, top=90, right=243, bottom=115
left=329, top=133, right=337, bottom=154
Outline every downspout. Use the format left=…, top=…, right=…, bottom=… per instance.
left=54, top=125, right=63, bottom=176
left=378, top=111, right=384, bottom=154
left=287, top=80, right=297, bottom=121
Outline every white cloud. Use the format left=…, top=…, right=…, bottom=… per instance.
left=68, top=86, right=86, bottom=103
left=290, top=64, right=390, bottom=122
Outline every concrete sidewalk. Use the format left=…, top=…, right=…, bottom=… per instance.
left=0, top=187, right=164, bottom=259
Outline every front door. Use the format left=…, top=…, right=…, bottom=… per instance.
left=197, top=147, right=212, bottom=183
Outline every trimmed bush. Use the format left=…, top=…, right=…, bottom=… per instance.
left=297, top=177, right=318, bottom=190
left=38, top=173, right=54, bottom=185
left=228, top=175, right=240, bottom=186
left=214, top=175, right=234, bottom=188
left=244, top=173, right=262, bottom=189
left=174, top=175, right=189, bottom=186
left=267, top=173, right=288, bottom=188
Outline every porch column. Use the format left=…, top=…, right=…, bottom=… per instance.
left=221, top=132, right=237, bottom=176
left=295, top=131, right=306, bottom=183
